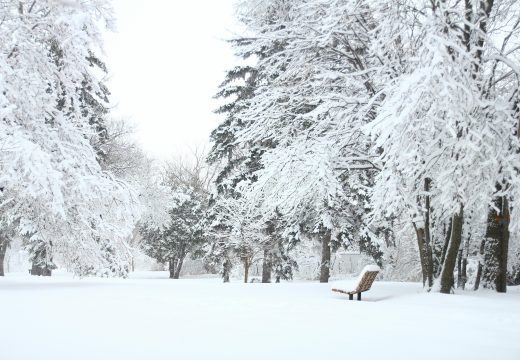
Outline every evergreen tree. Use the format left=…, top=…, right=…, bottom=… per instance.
left=141, top=187, right=206, bottom=279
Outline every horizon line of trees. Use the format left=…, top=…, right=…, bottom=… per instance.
left=2, top=0, right=520, bottom=297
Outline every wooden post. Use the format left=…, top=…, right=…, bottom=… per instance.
left=357, top=293, right=361, bottom=301
left=349, top=294, right=353, bottom=300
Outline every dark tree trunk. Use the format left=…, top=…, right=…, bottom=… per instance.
left=168, top=259, right=175, bottom=279
left=319, top=230, right=331, bottom=283
left=414, top=223, right=433, bottom=288
left=456, top=248, right=463, bottom=288
left=436, top=219, right=452, bottom=278
left=474, top=262, right=483, bottom=290
left=474, top=239, right=485, bottom=290
left=482, top=196, right=509, bottom=293
left=424, top=179, right=434, bottom=286
left=459, top=234, right=471, bottom=290
left=460, top=244, right=468, bottom=290
left=243, top=258, right=250, bottom=283
left=0, top=238, right=7, bottom=277
left=173, top=257, right=184, bottom=279
left=460, top=256, right=468, bottom=289
left=439, top=207, right=464, bottom=294
left=261, top=248, right=272, bottom=283
left=414, top=224, right=428, bottom=285
left=414, top=178, right=434, bottom=288
left=223, top=259, right=231, bottom=283
left=497, top=198, right=509, bottom=293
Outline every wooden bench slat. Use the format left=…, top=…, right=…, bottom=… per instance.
left=330, top=265, right=380, bottom=301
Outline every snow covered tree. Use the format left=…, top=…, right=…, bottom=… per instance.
left=207, top=0, right=520, bottom=290
left=368, top=0, right=520, bottom=292
left=140, top=154, right=210, bottom=279
left=98, top=120, right=174, bottom=275
left=205, top=194, right=266, bottom=283
left=140, top=188, right=205, bottom=279
left=0, top=0, right=155, bottom=276
left=0, top=207, right=17, bottom=277
left=215, top=0, right=384, bottom=282
left=207, top=32, right=286, bottom=282
left=260, top=211, right=299, bottom=283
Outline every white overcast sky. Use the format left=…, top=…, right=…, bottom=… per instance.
left=104, top=0, right=241, bottom=160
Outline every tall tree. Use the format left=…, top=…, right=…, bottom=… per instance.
left=0, top=0, right=151, bottom=276
left=369, top=0, right=520, bottom=292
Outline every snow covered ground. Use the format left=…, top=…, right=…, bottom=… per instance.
left=1, top=271, right=519, bottom=360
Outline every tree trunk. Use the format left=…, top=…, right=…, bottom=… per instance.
left=474, top=262, right=483, bottom=290
left=414, top=178, right=434, bottom=288
left=439, top=206, right=464, bottom=294
left=497, top=198, right=509, bottom=293
left=423, top=178, right=434, bottom=287
left=474, top=239, right=485, bottom=290
left=261, top=248, right=272, bottom=283
left=460, top=256, right=468, bottom=290
left=243, top=258, right=250, bottom=283
left=460, top=249, right=468, bottom=290
left=319, top=230, right=331, bottom=283
left=436, top=219, right=452, bottom=278
left=414, top=223, right=433, bottom=288
left=168, top=259, right=175, bottom=279
left=456, top=248, right=463, bottom=288
left=414, top=224, right=428, bottom=285
left=482, top=196, right=509, bottom=292
left=174, top=257, right=184, bottom=279
left=223, top=259, right=231, bottom=283
left=0, top=238, right=7, bottom=277
left=459, top=234, right=470, bottom=290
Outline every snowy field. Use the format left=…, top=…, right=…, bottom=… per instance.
left=1, top=272, right=519, bottom=360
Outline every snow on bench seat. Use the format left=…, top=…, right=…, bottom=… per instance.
left=331, top=265, right=380, bottom=301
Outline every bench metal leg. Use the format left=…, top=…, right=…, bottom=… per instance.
left=357, top=293, right=361, bottom=301
left=349, top=294, right=353, bottom=300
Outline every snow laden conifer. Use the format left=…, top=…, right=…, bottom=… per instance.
left=206, top=31, right=294, bottom=282
left=140, top=155, right=210, bottom=279
left=217, top=0, right=384, bottom=282
left=140, top=187, right=206, bottom=279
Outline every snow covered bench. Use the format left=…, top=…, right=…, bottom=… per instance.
left=331, top=265, right=380, bottom=301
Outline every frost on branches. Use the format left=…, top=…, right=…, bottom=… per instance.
left=0, top=1, right=162, bottom=277
left=208, top=0, right=520, bottom=290
left=208, top=0, right=383, bottom=283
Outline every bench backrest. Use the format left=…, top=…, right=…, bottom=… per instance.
left=355, top=270, right=379, bottom=293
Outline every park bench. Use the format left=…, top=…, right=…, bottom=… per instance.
left=331, top=265, right=380, bottom=301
